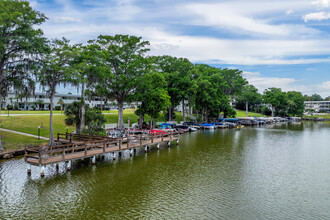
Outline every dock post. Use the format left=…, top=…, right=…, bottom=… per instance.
left=56, top=163, right=59, bottom=171
left=118, top=151, right=122, bottom=157
left=27, top=164, right=31, bottom=175
left=92, top=156, right=96, bottom=165
left=130, top=149, right=134, bottom=157
left=168, top=141, right=170, bottom=147
left=113, top=152, right=116, bottom=160
left=67, top=160, right=72, bottom=171
left=40, top=165, right=45, bottom=177
left=157, top=143, right=160, bottom=149
left=177, top=139, right=179, bottom=144
left=145, top=146, right=148, bottom=153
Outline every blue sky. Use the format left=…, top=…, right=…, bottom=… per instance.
left=30, top=0, right=330, bottom=97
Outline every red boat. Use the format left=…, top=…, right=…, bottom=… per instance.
left=149, top=129, right=166, bottom=134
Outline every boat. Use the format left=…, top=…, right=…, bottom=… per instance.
left=159, top=123, right=176, bottom=131
left=174, top=125, right=189, bottom=132
left=201, top=123, right=215, bottom=129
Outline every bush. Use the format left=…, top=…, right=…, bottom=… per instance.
left=54, top=106, right=61, bottom=110
left=261, top=106, right=272, bottom=116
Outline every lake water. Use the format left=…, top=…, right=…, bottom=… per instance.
left=0, top=121, right=329, bottom=219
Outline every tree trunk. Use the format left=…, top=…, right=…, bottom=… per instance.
left=229, top=96, right=233, bottom=106
left=196, top=109, right=199, bottom=122
left=150, top=117, right=153, bottom=129
left=182, top=99, right=185, bottom=122
left=168, top=106, right=172, bottom=121
left=201, top=108, right=204, bottom=122
left=79, top=82, right=85, bottom=134
left=246, top=101, right=249, bottom=117
left=271, top=106, right=275, bottom=117
left=49, top=93, right=55, bottom=147
left=0, top=93, right=2, bottom=121
left=117, top=101, right=124, bottom=129
left=205, top=108, right=208, bottom=122
left=138, top=113, right=144, bottom=129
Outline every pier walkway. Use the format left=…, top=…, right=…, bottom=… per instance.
left=24, top=131, right=180, bottom=167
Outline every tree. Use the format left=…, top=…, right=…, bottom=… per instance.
left=134, top=71, right=170, bottom=129
left=325, top=96, right=330, bottom=101
left=57, top=97, right=64, bottom=114
left=237, top=85, right=260, bottom=117
left=0, top=0, right=47, bottom=119
left=219, top=68, right=247, bottom=105
left=93, top=35, right=150, bottom=129
left=70, top=43, right=100, bottom=132
left=64, top=101, right=106, bottom=135
left=263, top=88, right=287, bottom=116
left=38, top=38, right=71, bottom=147
left=287, top=91, right=305, bottom=116
left=311, top=93, right=323, bottom=101
left=0, top=0, right=47, bottom=151
left=153, top=56, right=194, bottom=121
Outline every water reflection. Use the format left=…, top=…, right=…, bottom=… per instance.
left=1, top=122, right=330, bottom=219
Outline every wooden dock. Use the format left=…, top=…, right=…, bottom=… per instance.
left=24, top=131, right=180, bottom=168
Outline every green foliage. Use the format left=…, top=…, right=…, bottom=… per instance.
left=0, top=0, right=48, bottom=118
left=91, top=34, right=150, bottom=128
left=153, top=56, right=194, bottom=120
left=236, top=84, right=262, bottom=115
left=134, top=70, right=170, bottom=119
left=263, top=88, right=288, bottom=116
left=65, top=101, right=106, bottom=135
left=304, top=93, right=324, bottom=101
left=287, top=91, right=305, bottom=116
left=261, top=106, right=272, bottom=116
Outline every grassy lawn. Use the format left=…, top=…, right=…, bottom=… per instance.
left=0, top=130, right=47, bottom=152
left=304, top=114, right=330, bottom=119
left=0, top=109, right=119, bottom=115
left=235, top=109, right=265, bottom=117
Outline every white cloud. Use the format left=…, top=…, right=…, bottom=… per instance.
left=303, top=11, right=330, bottom=22
left=286, top=9, right=294, bottom=15
left=243, top=73, right=330, bottom=97
left=312, top=0, right=330, bottom=8
left=242, top=71, right=261, bottom=76
left=54, top=16, right=81, bottom=23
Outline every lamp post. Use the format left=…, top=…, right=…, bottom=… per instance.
left=38, top=126, right=40, bottom=140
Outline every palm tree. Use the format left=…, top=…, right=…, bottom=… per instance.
left=57, top=97, right=64, bottom=114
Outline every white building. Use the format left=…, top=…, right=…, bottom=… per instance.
left=304, top=101, right=330, bottom=113
left=1, top=92, right=137, bottom=110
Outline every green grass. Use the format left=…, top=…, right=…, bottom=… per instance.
left=304, top=114, right=330, bottom=119
left=0, top=109, right=119, bottom=115
left=0, top=115, right=76, bottom=137
left=235, top=109, right=265, bottom=118
left=0, top=130, right=47, bottom=152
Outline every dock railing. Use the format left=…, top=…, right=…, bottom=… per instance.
left=25, top=131, right=180, bottom=166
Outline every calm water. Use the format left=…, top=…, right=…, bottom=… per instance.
left=1, top=121, right=330, bottom=219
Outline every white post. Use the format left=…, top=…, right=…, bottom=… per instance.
left=40, top=165, right=45, bottom=177
left=67, top=160, right=72, bottom=171
left=92, top=156, right=96, bottom=165
left=157, top=143, right=160, bottom=149
left=145, top=146, right=148, bottom=153
left=177, top=139, right=179, bottom=144
left=130, top=149, right=134, bottom=157
left=113, top=152, right=116, bottom=160
left=168, top=141, right=170, bottom=147
left=27, top=164, right=31, bottom=175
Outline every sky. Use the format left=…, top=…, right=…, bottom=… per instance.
left=30, top=0, right=330, bottom=97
